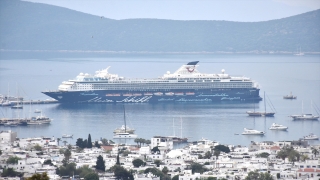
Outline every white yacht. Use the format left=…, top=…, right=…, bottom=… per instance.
left=113, top=132, right=138, bottom=139
left=290, top=114, right=319, bottom=120
left=62, top=134, right=73, bottom=138
left=34, top=109, right=41, bottom=113
left=242, top=128, right=265, bottom=135
left=113, top=125, right=135, bottom=134
left=269, top=123, right=288, bottom=130
left=303, top=133, right=319, bottom=140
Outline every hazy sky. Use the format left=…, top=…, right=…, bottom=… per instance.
left=25, top=0, right=320, bottom=22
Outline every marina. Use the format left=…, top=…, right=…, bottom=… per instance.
left=0, top=54, right=319, bottom=146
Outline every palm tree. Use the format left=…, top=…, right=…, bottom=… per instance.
left=312, top=148, right=319, bottom=158
left=57, top=138, right=61, bottom=146
left=62, top=140, right=67, bottom=146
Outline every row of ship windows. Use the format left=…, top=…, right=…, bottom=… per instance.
left=73, top=84, right=252, bottom=90
left=76, top=82, right=251, bottom=86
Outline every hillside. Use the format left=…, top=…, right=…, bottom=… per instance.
left=0, top=0, right=319, bottom=52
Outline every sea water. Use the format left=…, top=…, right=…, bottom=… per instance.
left=0, top=53, right=319, bottom=146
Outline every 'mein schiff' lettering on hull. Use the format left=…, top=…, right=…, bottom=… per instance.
left=42, top=61, right=262, bottom=103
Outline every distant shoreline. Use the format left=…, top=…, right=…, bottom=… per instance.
left=1, top=49, right=320, bottom=55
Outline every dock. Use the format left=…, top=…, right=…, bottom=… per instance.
left=1, top=99, right=59, bottom=106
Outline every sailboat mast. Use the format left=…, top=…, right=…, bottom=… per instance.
left=264, top=91, right=266, bottom=113
left=173, top=118, right=175, bottom=137
left=124, top=106, right=126, bottom=133
left=180, top=117, right=182, bottom=138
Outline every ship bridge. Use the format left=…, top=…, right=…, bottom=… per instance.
left=162, top=61, right=231, bottom=79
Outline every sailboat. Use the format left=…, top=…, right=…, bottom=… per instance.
left=290, top=100, right=319, bottom=120
left=11, top=84, right=23, bottom=109
left=261, top=92, right=275, bottom=117
left=113, top=106, right=138, bottom=139
left=294, top=47, right=304, bottom=56
left=246, top=92, right=275, bottom=116
left=166, top=118, right=188, bottom=143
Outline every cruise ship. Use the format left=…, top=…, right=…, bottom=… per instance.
left=42, top=61, right=262, bottom=103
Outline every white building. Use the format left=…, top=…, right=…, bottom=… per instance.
left=0, top=130, right=17, bottom=143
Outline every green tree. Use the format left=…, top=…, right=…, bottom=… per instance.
left=57, top=138, right=61, bottom=146
left=300, top=154, right=309, bottom=162
left=116, top=152, right=120, bottom=165
left=277, top=149, right=288, bottom=162
left=214, top=145, right=230, bottom=153
left=172, top=175, right=179, bottom=180
left=312, top=148, right=319, bottom=157
left=151, top=146, right=160, bottom=154
left=6, top=156, right=21, bottom=164
left=132, top=159, right=144, bottom=167
left=96, top=155, right=105, bottom=172
left=76, top=138, right=84, bottom=148
left=134, top=138, right=141, bottom=147
left=27, top=172, right=49, bottom=180
left=256, top=152, right=270, bottom=158
left=191, top=162, right=208, bottom=174
left=63, top=149, right=71, bottom=164
left=34, top=144, right=42, bottom=151
left=288, top=150, right=300, bottom=163
left=214, top=150, right=221, bottom=159
left=84, top=172, right=99, bottom=180
left=94, top=141, right=101, bottom=148
left=154, top=160, right=162, bottom=167
left=75, top=165, right=99, bottom=178
left=83, top=139, right=88, bottom=148
left=62, top=140, right=67, bottom=146
left=101, top=138, right=109, bottom=145
left=87, top=134, right=92, bottom=148
left=245, top=171, right=274, bottom=180
left=110, top=165, right=134, bottom=180
left=144, top=168, right=165, bottom=179
left=1, top=168, right=22, bottom=177
left=56, top=163, right=77, bottom=176
left=43, top=159, right=53, bottom=166
left=204, top=151, right=212, bottom=159
left=145, top=140, right=151, bottom=145
left=122, top=150, right=130, bottom=157
left=162, top=166, right=169, bottom=174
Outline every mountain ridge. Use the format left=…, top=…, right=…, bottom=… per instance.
left=1, top=0, right=319, bottom=53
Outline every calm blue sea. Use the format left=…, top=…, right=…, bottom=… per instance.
left=0, top=53, right=319, bottom=146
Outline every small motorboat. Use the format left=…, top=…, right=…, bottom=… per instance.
left=34, top=109, right=41, bottom=113
left=303, top=133, right=319, bottom=140
left=62, top=134, right=73, bottom=138
left=242, top=128, right=265, bottom=135
left=269, top=123, right=288, bottom=130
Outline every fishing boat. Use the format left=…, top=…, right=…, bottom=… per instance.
left=269, top=123, right=288, bottom=130
left=283, top=92, right=297, bottom=99
left=27, top=113, right=51, bottom=125
left=242, top=128, right=265, bottom=135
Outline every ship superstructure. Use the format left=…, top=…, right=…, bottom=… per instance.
left=42, top=61, right=261, bottom=103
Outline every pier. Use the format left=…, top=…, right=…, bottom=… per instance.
left=1, top=99, right=59, bottom=106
